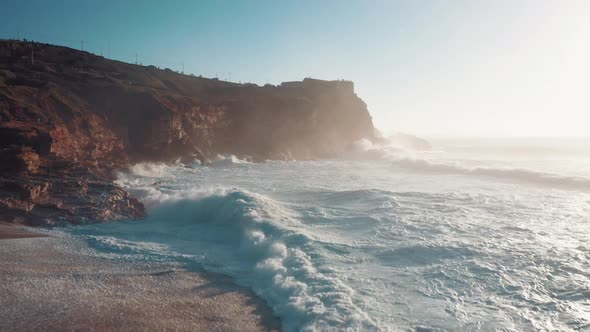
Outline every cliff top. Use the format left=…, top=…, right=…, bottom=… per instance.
left=0, top=39, right=353, bottom=94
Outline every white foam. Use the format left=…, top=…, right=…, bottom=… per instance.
left=127, top=162, right=174, bottom=177
left=74, top=187, right=375, bottom=331
left=71, top=154, right=590, bottom=331
left=211, top=154, right=252, bottom=166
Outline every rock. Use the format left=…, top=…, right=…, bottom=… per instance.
left=0, top=40, right=375, bottom=226
left=18, top=147, right=41, bottom=174
left=0, top=155, right=145, bottom=226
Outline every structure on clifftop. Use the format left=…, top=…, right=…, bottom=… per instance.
left=280, top=78, right=355, bottom=94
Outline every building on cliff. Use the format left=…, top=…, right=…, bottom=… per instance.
left=280, top=78, right=355, bottom=94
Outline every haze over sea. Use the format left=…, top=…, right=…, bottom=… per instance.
left=58, top=136, right=590, bottom=331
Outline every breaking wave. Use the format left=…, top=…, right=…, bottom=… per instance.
left=72, top=188, right=376, bottom=331
left=351, top=138, right=590, bottom=191
left=211, top=154, right=252, bottom=166
left=126, top=162, right=174, bottom=178
left=71, top=153, right=590, bottom=331
left=391, top=158, right=590, bottom=191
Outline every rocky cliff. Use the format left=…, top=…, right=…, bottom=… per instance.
left=0, top=40, right=375, bottom=225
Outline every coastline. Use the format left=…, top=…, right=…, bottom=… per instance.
left=0, top=227, right=280, bottom=331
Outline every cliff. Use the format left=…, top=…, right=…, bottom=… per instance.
left=0, top=40, right=375, bottom=225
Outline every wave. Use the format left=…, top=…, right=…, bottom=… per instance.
left=119, top=155, right=249, bottom=179
left=126, top=162, right=175, bottom=178
left=73, top=188, right=377, bottom=331
left=392, top=158, right=590, bottom=191
left=211, top=154, right=252, bottom=167
left=350, top=139, right=590, bottom=191
left=346, top=138, right=416, bottom=161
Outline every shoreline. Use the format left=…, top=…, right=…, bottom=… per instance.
left=0, top=222, right=49, bottom=239
left=0, top=227, right=280, bottom=331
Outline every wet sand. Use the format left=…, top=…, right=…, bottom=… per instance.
left=0, top=223, right=48, bottom=239
left=0, top=226, right=280, bottom=332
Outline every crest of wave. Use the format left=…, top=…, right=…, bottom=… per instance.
left=349, top=135, right=590, bottom=191
left=80, top=184, right=379, bottom=331
left=348, top=138, right=417, bottom=161
left=212, top=154, right=252, bottom=166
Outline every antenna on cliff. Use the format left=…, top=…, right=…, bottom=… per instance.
left=135, top=53, right=138, bottom=64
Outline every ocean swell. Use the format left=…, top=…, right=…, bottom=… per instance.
left=392, top=158, right=590, bottom=191
left=351, top=138, right=590, bottom=191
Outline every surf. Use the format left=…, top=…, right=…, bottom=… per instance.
left=350, top=138, right=590, bottom=191
left=67, top=137, right=590, bottom=331
left=70, top=187, right=377, bottom=331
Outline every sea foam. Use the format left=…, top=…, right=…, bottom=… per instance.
left=72, top=187, right=376, bottom=331
left=70, top=139, right=590, bottom=331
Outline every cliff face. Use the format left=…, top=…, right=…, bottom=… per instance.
left=0, top=40, right=375, bottom=225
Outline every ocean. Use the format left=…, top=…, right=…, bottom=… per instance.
left=64, top=137, right=590, bottom=331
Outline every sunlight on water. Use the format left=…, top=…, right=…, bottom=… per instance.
left=69, top=138, right=590, bottom=331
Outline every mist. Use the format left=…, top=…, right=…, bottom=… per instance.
left=357, top=1, right=590, bottom=138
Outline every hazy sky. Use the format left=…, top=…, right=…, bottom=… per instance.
left=1, top=1, right=589, bottom=137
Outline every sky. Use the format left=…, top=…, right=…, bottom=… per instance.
left=1, top=0, right=589, bottom=138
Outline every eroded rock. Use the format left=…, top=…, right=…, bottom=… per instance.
left=0, top=40, right=375, bottom=225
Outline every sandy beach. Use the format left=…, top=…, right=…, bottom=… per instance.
left=0, top=223, right=48, bottom=239
left=0, top=224, right=280, bottom=332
